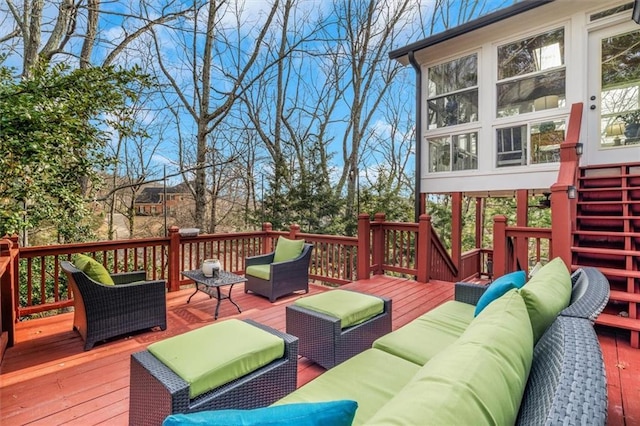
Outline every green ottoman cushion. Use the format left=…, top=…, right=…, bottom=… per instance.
left=518, top=257, right=572, bottom=342
left=148, top=319, right=285, bottom=399
left=367, top=289, right=533, bottom=426
left=294, top=290, right=384, bottom=328
left=246, top=264, right=271, bottom=280
left=372, top=300, right=474, bottom=365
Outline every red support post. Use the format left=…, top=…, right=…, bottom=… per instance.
left=451, top=192, right=462, bottom=271
left=516, top=189, right=529, bottom=272
left=289, top=224, right=300, bottom=240
left=262, top=222, right=273, bottom=254
left=493, top=215, right=507, bottom=278
left=168, top=226, right=181, bottom=292
left=416, top=214, right=431, bottom=283
left=357, top=214, right=371, bottom=280
left=475, top=197, right=483, bottom=249
left=550, top=184, right=573, bottom=269
left=372, top=213, right=386, bottom=275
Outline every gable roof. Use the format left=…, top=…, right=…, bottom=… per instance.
left=134, top=185, right=190, bottom=204
left=389, top=1, right=553, bottom=62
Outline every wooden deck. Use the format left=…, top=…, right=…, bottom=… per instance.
left=0, top=275, right=638, bottom=425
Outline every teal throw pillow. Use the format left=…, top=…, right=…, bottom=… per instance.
left=474, top=270, right=526, bottom=316
left=162, top=400, right=358, bottom=426
left=73, top=254, right=115, bottom=286
left=273, top=237, right=305, bottom=263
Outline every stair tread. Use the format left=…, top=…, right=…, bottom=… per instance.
left=574, top=230, right=640, bottom=237
left=596, top=313, right=640, bottom=332
left=609, top=290, right=640, bottom=303
left=571, top=265, right=640, bottom=279
left=571, top=246, right=640, bottom=256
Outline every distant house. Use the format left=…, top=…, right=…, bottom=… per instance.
left=134, top=183, right=192, bottom=216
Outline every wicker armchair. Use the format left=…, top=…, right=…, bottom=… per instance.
left=244, top=244, right=313, bottom=302
left=61, top=261, right=167, bottom=351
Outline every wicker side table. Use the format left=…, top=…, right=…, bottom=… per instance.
left=286, top=291, right=391, bottom=369
left=129, top=319, right=298, bottom=426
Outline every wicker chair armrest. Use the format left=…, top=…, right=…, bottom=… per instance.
left=245, top=252, right=275, bottom=268
left=270, top=244, right=313, bottom=274
left=561, top=267, right=610, bottom=323
left=111, top=271, right=148, bottom=285
left=85, top=279, right=166, bottom=313
left=454, top=282, right=487, bottom=305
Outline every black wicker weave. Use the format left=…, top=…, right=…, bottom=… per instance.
left=244, top=243, right=313, bottom=302
left=455, top=267, right=610, bottom=322
left=516, top=316, right=607, bottom=425
left=60, top=261, right=167, bottom=351
left=128, top=319, right=298, bottom=426
left=286, top=292, right=392, bottom=369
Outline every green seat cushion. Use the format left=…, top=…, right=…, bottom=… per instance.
left=148, top=319, right=285, bottom=399
left=367, top=290, right=533, bottom=426
left=163, top=400, right=358, bottom=426
left=372, top=300, right=474, bottom=365
left=273, top=237, right=305, bottom=263
left=294, top=290, right=384, bottom=328
left=246, top=264, right=271, bottom=280
left=73, top=254, right=114, bottom=286
left=275, top=348, right=420, bottom=425
left=518, top=257, right=571, bottom=343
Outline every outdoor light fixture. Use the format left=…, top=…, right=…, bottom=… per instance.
left=567, top=185, right=577, bottom=199
left=575, top=142, right=584, bottom=156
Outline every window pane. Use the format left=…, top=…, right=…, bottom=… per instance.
left=531, top=120, right=564, bottom=164
left=428, top=54, right=477, bottom=97
left=498, top=28, right=564, bottom=80
left=497, top=69, right=565, bottom=117
left=452, top=132, right=478, bottom=171
left=428, top=90, right=479, bottom=129
left=496, top=126, right=527, bottom=167
left=429, top=137, right=451, bottom=172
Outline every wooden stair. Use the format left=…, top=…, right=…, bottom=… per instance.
left=573, top=163, right=640, bottom=348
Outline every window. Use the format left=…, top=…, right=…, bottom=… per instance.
left=429, top=132, right=478, bottom=172
left=531, top=120, right=565, bottom=164
left=427, top=54, right=478, bottom=129
left=497, top=28, right=565, bottom=117
left=496, top=126, right=526, bottom=167
left=496, top=120, right=565, bottom=167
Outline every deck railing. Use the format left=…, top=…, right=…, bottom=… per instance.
left=1, top=213, right=497, bottom=346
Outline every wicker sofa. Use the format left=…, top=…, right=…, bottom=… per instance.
left=276, top=262, right=610, bottom=425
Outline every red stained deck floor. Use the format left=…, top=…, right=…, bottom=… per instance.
left=0, top=276, right=638, bottom=425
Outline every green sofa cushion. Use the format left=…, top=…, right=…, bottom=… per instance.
left=73, top=254, right=114, bottom=286
left=163, top=400, right=358, bottom=426
left=366, top=290, right=533, bottom=426
left=372, top=300, right=474, bottom=365
left=518, top=257, right=571, bottom=343
left=148, top=319, right=284, bottom=399
left=273, top=237, right=305, bottom=263
left=294, top=290, right=384, bottom=328
left=275, top=348, right=420, bottom=425
left=246, top=264, right=271, bottom=280
left=474, top=270, right=527, bottom=316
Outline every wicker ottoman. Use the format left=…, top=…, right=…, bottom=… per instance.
left=286, top=290, right=391, bottom=369
left=129, top=319, right=298, bottom=426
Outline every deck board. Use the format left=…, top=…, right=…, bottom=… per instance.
left=0, top=276, right=637, bottom=425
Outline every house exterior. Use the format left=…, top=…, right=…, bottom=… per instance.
left=391, top=0, right=640, bottom=347
left=134, top=184, right=192, bottom=217
left=392, top=0, right=639, bottom=199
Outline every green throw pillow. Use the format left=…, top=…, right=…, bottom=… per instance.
left=162, top=400, right=358, bottom=426
left=73, top=254, right=115, bottom=286
left=273, top=237, right=305, bottom=263
left=518, top=257, right=571, bottom=342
